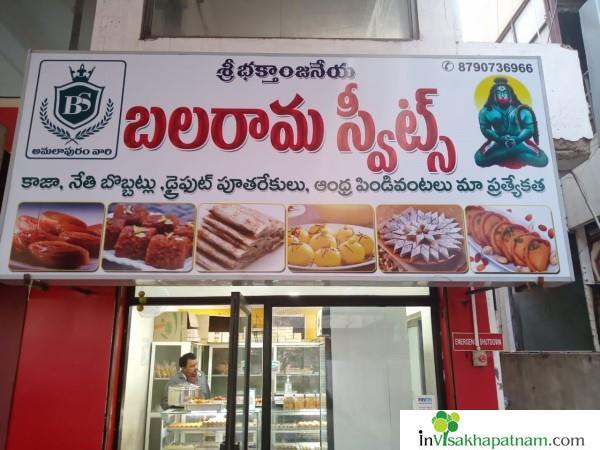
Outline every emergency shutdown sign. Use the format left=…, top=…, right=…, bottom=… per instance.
left=452, top=332, right=504, bottom=351
left=0, top=52, right=573, bottom=284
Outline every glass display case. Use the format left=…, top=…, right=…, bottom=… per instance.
left=273, top=343, right=323, bottom=395
left=271, top=342, right=328, bottom=449
left=271, top=410, right=327, bottom=450
left=147, top=342, right=193, bottom=450
left=158, top=341, right=328, bottom=449
left=205, top=344, right=263, bottom=400
left=160, top=409, right=260, bottom=450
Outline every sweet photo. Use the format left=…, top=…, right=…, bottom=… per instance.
left=9, top=202, right=105, bottom=272
left=287, top=204, right=376, bottom=273
left=102, top=203, right=196, bottom=272
left=376, top=205, right=468, bottom=273
left=196, top=204, right=285, bottom=272
left=466, top=205, right=559, bottom=274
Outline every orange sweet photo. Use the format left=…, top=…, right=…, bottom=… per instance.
left=9, top=203, right=104, bottom=272
left=465, top=205, right=559, bottom=274
left=287, top=204, right=376, bottom=273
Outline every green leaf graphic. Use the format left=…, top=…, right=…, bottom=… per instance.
left=433, top=418, right=447, bottom=433
left=448, top=421, right=458, bottom=432
left=432, top=410, right=461, bottom=440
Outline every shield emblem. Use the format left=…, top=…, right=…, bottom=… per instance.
left=54, top=81, right=104, bottom=129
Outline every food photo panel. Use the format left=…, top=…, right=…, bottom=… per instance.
left=376, top=205, right=468, bottom=273
left=195, top=203, right=285, bottom=272
left=466, top=205, right=559, bottom=274
left=102, top=203, right=196, bottom=272
left=9, top=202, right=105, bottom=272
left=287, top=204, right=376, bottom=273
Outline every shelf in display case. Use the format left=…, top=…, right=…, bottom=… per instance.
left=273, top=394, right=323, bottom=408
left=272, top=409, right=325, bottom=416
left=273, top=445, right=322, bottom=450
left=273, top=429, right=321, bottom=434
left=275, top=342, right=323, bottom=347
left=169, top=447, right=256, bottom=450
left=166, top=427, right=258, bottom=434
left=210, top=374, right=263, bottom=377
left=277, top=373, right=319, bottom=376
left=164, top=446, right=252, bottom=450
left=272, top=410, right=326, bottom=445
left=166, top=421, right=258, bottom=429
left=167, top=428, right=224, bottom=434
left=184, top=404, right=225, bottom=412
left=163, top=446, right=225, bottom=450
left=161, top=408, right=260, bottom=447
left=164, top=447, right=239, bottom=450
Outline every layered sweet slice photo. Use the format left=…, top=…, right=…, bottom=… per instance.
left=466, top=205, right=559, bottom=274
left=9, top=203, right=104, bottom=272
left=376, top=205, right=468, bottom=273
left=102, top=203, right=196, bottom=272
left=195, top=204, right=285, bottom=272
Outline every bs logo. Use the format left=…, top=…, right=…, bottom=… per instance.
left=39, top=64, right=114, bottom=144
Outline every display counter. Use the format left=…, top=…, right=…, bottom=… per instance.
left=271, top=409, right=327, bottom=450
left=161, top=408, right=260, bottom=450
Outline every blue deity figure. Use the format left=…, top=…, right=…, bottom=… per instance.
left=474, top=78, right=548, bottom=169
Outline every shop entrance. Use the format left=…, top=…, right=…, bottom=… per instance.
left=116, top=289, right=440, bottom=450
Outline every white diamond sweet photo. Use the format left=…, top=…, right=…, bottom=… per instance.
left=376, top=204, right=468, bottom=273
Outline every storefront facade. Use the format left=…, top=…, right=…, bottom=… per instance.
left=0, top=1, right=594, bottom=449
left=1, top=284, right=500, bottom=450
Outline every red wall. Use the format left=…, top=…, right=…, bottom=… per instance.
left=0, top=107, right=18, bottom=152
left=439, top=287, right=499, bottom=410
left=6, top=286, right=117, bottom=450
left=0, top=285, right=28, bottom=450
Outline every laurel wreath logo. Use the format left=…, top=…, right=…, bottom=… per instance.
left=40, top=98, right=114, bottom=145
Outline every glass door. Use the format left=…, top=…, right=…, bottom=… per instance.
left=268, top=305, right=439, bottom=450
left=223, top=292, right=252, bottom=450
left=269, top=307, right=328, bottom=450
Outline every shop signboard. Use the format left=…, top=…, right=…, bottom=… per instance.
left=0, top=52, right=573, bottom=284
left=452, top=332, right=504, bottom=351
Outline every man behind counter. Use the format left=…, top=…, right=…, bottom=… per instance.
left=161, top=352, right=211, bottom=410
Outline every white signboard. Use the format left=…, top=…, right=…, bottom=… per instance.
left=0, top=52, right=572, bottom=284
